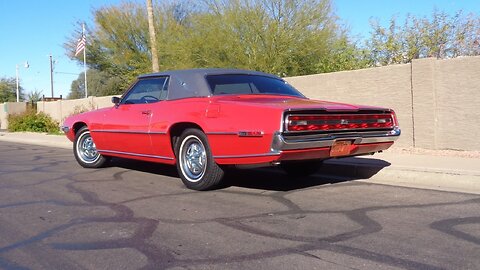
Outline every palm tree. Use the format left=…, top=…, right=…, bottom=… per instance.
left=27, top=90, right=43, bottom=102
left=146, top=0, right=159, bottom=72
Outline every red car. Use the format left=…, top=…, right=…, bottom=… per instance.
left=62, top=69, right=400, bottom=190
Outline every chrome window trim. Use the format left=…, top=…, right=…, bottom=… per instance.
left=120, top=76, right=170, bottom=105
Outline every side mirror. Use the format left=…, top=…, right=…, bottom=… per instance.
left=112, top=96, right=121, bottom=107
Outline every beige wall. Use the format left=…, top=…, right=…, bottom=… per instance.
left=434, top=57, right=480, bottom=150
left=286, top=63, right=413, bottom=149
left=286, top=56, right=480, bottom=151
left=37, top=96, right=118, bottom=124
left=0, top=102, right=27, bottom=129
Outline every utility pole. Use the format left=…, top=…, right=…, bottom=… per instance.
left=49, top=54, right=54, bottom=98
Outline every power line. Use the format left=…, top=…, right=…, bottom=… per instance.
left=55, top=71, right=80, bottom=76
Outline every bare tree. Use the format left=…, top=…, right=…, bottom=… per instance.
left=146, top=0, right=160, bottom=72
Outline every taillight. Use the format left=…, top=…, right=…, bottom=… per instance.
left=286, top=114, right=394, bottom=132
left=391, top=110, right=399, bottom=126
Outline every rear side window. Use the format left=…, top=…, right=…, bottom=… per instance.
left=122, top=77, right=169, bottom=104
left=206, top=74, right=304, bottom=97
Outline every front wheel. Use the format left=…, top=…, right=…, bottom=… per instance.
left=73, top=126, right=109, bottom=168
left=175, top=129, right=224, bottom=190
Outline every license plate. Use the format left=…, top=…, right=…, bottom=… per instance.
left=330, top=141, right=352, bottom=157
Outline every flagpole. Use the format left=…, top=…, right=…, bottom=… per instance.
left=82, top=23, right=88, bottom=98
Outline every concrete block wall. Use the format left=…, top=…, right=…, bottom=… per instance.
left=286, top=56, right=480, bottom=151
left=410, top=58, right=436, bottom=149
left=0, top=102, right=27, bottom=129
left=434, top=57, right=480, bottom=150
left=37, top=96, right=117, bottom=124
left=286, top=63, right=414, bottom=149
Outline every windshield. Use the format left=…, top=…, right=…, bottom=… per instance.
left=206, top=74, right=305, bottom=98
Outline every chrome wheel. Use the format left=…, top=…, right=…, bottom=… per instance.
left=76, top=131, right=100, bottom=164
left=179, top=135, right=207, bottom=182
left=175, top=128, right=225, bottom=190
left=74, top=126, right=108, bottom=168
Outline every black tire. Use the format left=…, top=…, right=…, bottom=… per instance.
left=73, top=126, right=109, bottom=168
left=281, top=160, right=323, bottom=178
left=175, top=128, right=224, bottom=190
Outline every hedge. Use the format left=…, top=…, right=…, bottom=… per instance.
left=8, top=109, right=60, bottom=134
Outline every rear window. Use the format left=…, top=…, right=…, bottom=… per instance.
left=206, top=74, right=304, bottom=97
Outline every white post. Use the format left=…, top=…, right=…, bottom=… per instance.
left=83, top=23, right=88, bottom=98
left=15, top=64, right=19, bottom=102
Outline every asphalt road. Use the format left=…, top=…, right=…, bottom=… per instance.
left=0, top=141, right=479, bottom=270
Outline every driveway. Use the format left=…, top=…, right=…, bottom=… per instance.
left=0, top=141, right=479, bottom=269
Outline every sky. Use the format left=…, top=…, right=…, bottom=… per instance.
left=1, top=0, right=479, bottom=99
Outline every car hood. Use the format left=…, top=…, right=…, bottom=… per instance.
left=64, top=107, right=110, bottom=125
left=212, top=95, right=389, bottom=112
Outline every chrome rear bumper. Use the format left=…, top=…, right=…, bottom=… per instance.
left=271, top=127, right=401, bottom=151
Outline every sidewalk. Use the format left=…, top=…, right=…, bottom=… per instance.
left=1, top=131, right=479, bottom=194
left=322, top=152, right=480, bottom=194
left=0, top=131, right=71, bottom=149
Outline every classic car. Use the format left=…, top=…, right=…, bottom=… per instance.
left=62, top=69, right=400, bottom=190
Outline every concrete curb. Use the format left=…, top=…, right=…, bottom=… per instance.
left=321, top=159, right=480, bottom=195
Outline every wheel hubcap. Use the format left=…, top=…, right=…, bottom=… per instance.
left=78, top=132, right=100, bottom=163
left=181, top=137, right=207, bottom=182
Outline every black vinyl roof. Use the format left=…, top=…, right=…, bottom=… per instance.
left=137, top=69, right=281, bottom=100
left=138, top=68, right=278, bottom=79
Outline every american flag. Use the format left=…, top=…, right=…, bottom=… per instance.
left=75, top=34, right=86, bottom=57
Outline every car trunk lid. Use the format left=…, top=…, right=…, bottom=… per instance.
left=213, top=94, right=384, bottom=112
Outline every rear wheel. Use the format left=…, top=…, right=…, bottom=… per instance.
left=73, top=126, right=109, bottom=168
left=175, top=128, right=224, bottom=190
left=281, top=160, right=323, bottom=178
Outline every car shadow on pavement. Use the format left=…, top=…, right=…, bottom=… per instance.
left=224, top=156, right=392, bottom=191
left=108, top=158, right=179, bottom=178
left=221, top=168, right=350, bottom=191
left=107, top=156, right=391, bottom=192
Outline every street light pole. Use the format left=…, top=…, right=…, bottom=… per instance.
left=49, top=54, right=54, bottom=98
left=15, top=61, right=29, bottom=102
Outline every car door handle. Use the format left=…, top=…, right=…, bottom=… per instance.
left=141, top=110, right=151, bottom=115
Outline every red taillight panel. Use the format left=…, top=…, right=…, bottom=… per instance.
left=286, top=113, right=395, bottom=132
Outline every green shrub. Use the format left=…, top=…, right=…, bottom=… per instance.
left=8, top=110, right=60, bottom=134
